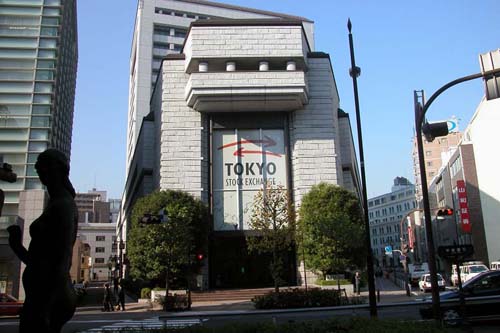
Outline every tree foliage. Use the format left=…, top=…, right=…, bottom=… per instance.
left=127, top=190, right=209, bottom=287
left=246, top=183, right=295, bottom=292
left=298, top=183, right=365, bottom=278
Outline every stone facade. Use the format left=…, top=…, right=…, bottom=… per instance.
left=148, top=19, right=359, bottom=288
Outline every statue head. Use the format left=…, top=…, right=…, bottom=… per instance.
left=35, top=149, right=75, bottom=197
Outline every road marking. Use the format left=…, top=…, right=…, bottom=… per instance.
left=80, top=317, right=206, bottom=332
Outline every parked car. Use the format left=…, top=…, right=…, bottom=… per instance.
left=451, top=261, right=489, bottom=286
left=420, top=270, right=500, bottom=325
left=419, top=273, right=446, bottom=292
left=490, top=261, right=500, bottom=271
left=0, top=293, right=23, bottom=316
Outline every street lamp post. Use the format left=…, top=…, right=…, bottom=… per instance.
left=414, top=66, right=500, bottom=320
left=347, top=19, right=377, bottom=317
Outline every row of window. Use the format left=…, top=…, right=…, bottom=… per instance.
left=372, top=235, right=401, bottom=246
left=154, top=7, right=210, bottom=21
left=371, top=224, right=401, bottom=236
left=369, top=201, right=416, bottom=219
left=368, top=190, right=415, bottom=207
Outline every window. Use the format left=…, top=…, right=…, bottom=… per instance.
left=95, top=258, right=105, bottom=264
left=28, top=141, right=47, bottom=152
left=30, top=129, right=49, bottom=140
left=36, top=70, right=54, bottom=80
left=40, top=27, right=58, bottom=36
left=174, top=29, right=186, bottom=38
left=425, top=150, right=432, bottom=156
left=95, top=247, right=105, bottom=253
left=32, top=105, right=50, bottom=114
left=31, top=116, right=50, bottom=127
left=96, top=236, right=105, bottom=241
left=37, top=60, right=55, bottom=69
left=41, top=17, right=59, bottom=25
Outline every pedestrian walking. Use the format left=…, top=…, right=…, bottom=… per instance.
left=113, top=277, right=119, bottom=296
left=117, top=282, right=126, bottom=311
left=103, top=283, right=114, bottom=312
left=355, top=271, right=361, bottom=296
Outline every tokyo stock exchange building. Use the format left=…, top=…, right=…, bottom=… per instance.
left=120, top=1, right=361, bottom=290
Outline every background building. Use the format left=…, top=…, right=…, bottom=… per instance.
left=413, top=50, right=500, bottom=277
left=0, top=0, right=78, bottom=221
left=412, top=129, right=462, bottom=203
left=427, top=92, right=500, bottom=274
left=0, top=0, right=78, bottom=299
left=74, top=190, right=118, bottom=282
left=77, top=223, right=117, bottom=282
left=75, top=189, right=110, bottom=223
left=368, top=177, right=417, bottom=267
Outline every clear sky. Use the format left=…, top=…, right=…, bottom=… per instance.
left=72, top=0, right=500, bottom=199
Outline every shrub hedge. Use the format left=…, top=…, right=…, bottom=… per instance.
left=140, top=287, right=151, bottom=299
left=252, top=288, right=365, bottom=309
left=315, top=278, right=351, bottom=286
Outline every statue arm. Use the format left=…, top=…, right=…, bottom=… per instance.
left=7, top=225, right=30, bottom=265
left=3, top=190, right=30, bottom=264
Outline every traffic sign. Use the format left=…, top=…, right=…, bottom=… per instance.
left=438, top=244, right=474, bottom=259
left=384, top=245, right=392, bottom=255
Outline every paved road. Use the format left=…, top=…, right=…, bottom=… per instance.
left=1, top=279, right=499, bottom=332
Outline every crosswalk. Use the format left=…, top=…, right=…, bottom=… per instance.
left=81, top=317, right=206, bottom=332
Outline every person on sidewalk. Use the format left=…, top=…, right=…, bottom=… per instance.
left=375, top=266, right=383, bottom=301
left=117, top=282, right=126, bottom=311
left=355, top=271, right=361, bottom=296
left=103, top=283, right=114, bottom=312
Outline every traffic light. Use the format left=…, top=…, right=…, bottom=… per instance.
left=422, top=121, right=449, bottom=142
left=196, top=253, right=204, bottom=261
left=437, top=208, right=454, bottom=216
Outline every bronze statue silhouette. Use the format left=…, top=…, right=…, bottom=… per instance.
left=7, top=149, right=78, bottom=333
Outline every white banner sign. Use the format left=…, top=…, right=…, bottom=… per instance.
left=213, top=129, right=286, bottom=231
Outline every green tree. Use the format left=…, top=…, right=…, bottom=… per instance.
left=246, top=183, right=295, bottom=292
left=298, top=183, right=365, bottom=280
left=127, top=190, right=208, bottom=292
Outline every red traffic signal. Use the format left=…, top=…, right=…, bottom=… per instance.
left=437, top=208, right=454, bottom=216
left=196, top=253, right=204, bottom=261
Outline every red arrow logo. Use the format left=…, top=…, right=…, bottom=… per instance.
left=233, top=147, right=282, bottom=157
left=217, top=136, right=276, bottom=150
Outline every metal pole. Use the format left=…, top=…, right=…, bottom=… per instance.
left=413, top=67, right=500, bottom=321
left=414, top=93, right=441, bottom=320
left=347, top=18, right=377, bottom=317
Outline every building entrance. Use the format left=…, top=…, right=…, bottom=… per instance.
left=209, top=233, right=296, bottom=289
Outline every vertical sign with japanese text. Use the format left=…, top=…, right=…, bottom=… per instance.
left=456, top=180, right=471, bottom=233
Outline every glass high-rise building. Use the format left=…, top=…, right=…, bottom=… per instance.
left=0, top=0, right=78, bottom=222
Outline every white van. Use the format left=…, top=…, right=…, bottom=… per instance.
left=451, top=261, right=489, bottom=286
left=490, top=261, right=500, bottom=271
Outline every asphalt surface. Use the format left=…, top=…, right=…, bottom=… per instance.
left=1, top=278, right=499, bottom=332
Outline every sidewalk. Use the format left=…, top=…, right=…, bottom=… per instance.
left=369, top=276, right=416, bottom=304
